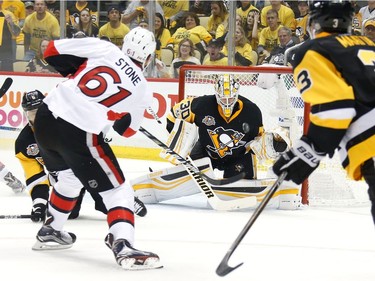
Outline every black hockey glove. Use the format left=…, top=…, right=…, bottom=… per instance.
left=31, top=201, right=47, bottom=222
left=113, top=112, right=132, bottom=137
left=272, top=136, right=325, bottom=184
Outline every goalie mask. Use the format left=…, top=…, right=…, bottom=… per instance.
left=22, top=90, right=45, bottom=126
left=214, top=74, right=240, bottom=118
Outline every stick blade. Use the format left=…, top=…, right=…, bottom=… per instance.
left=216, top=260, right=243, bottom=276
left=0, top=77, right=13, bottom=98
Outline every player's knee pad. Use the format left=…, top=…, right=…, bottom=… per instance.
left=54, top=168, right=83, bottom=198
left=100, top=181, right=134, bottom=210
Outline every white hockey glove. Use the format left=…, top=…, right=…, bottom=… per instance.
left=0, top=165, right=25, bottom=193
left=272, top=136, right=325, bottom=185
left=160, top=119, right=198, bottom=165
left=249, top=127, right=290, bottom=163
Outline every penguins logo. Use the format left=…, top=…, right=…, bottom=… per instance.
left=207, top=127, right=245, bottom=158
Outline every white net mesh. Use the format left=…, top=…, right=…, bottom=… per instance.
left=180, top=65, right=370, bottom=207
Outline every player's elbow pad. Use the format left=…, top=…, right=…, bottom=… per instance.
left=113, top=113, right=133, bottom=137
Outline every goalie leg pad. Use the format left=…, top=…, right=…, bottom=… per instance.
left=160, top=119, right=198, bottom=165
left=131, top=158, right=214, bottom=203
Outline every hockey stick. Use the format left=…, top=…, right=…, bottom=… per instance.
left=139, top=126, right=244, bottom=186
left=216, top=171, right=287, bottom=276
left=139, top=126, right=257, bottom=211
left=145, top=108, right=246, bottom=185
left=0, top=77, right=13, bottom=99
left=0, top=214, right=31, bottom=219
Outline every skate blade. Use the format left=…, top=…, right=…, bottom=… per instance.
left=119, top=257, right=163, bottom=270
left=32, top=239, right=73, bottom=251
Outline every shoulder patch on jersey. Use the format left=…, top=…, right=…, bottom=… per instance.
left=26, top=144, right=39, bottom=156
left=202, top=115, right=215, bottom=126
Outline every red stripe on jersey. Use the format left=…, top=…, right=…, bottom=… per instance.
left=92, top=135, right=124, bottom=184
left=123, top=127, right=136, bottom=137
left=50, top=189, right=77, bottom=213
left=107, top=207, right=134, bottom=227
left=43, top=41, right=59, bottom=59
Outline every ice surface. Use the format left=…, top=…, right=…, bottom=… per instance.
left=0, top=148, right=374, bottom=281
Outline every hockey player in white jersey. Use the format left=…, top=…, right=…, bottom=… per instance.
left=31, top=27, right=162, bottom=270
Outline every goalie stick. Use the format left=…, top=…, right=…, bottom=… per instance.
left=0, top=214, right=31, bottom=219
left=139, top=126, right=257, bottom=211
left=216, top=171, right=287, bottom=276
left=0, top=77, right=13, bottom=99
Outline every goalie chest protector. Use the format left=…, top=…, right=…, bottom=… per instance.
left=188, top=95, right=263, bottom=160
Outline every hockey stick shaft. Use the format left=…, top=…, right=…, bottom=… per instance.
left=216, top=171, right=287, bottom=276
left=145, top=107, right=246, bottom=185
left=0, top=214, right=31, bottom=219
left=0, top=77, right=13, bottom=99
left=139, top=126, right=257, bottom=210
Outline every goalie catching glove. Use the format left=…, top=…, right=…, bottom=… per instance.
left=272, top=136, right=325, bottom=185
left=249, top=127, right=290, bottom=162
left=160, top=119, right=198, bottom=165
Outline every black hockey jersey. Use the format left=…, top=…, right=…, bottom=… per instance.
left=167, top=95, right=264, bottom=162
left=291, top=32, right=375, bottom=179
left=15, top=125, right=49, bottom=194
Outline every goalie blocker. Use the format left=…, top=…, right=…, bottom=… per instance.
left=131, top=157, right=301, bottom=210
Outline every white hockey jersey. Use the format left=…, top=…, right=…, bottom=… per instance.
left=43, top=37, right=152, bottom=136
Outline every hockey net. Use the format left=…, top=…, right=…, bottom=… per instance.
left=178, top=65, right=369, bottom=207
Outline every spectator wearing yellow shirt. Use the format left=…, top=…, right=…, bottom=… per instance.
left=236, top=0, right=259, bottom=27
left=154, top=12, right=171, bottom=60
left=222, top=25, right=254, bottom=66
left=215, top=13, right=242, bottom=39
left=244, top=8, right=262, bottom=51
left=207, top=1, right=228, bottom=38
left=2, top=0, right=25, bottom=45
left=203, top=37, right=228, bottom=66
left=261, top=0, right=295, bottom=31
left=99, top=6, right=130, bottom=49
left=22, top=0, right=60, bottom=61
left=158, top=0, right=189, bottom=29
left=257, top=9, right=282, bottom=64
left=166, top=12, right=212, bottom=59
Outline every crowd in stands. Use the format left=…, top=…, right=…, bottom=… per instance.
left=0, top=0, right=375, bottom=76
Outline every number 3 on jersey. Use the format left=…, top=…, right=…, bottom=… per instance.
left=78, top=66, right=131, bottom=107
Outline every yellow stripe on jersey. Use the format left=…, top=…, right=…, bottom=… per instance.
left=346, top=135, right=375, bottom=180
left=295, top=50, right=355, bottom=105
left=15, top=152, right=49, bottom=194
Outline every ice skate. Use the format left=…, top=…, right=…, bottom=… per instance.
left=32, top=225, right=76, bottom=251
left=134, top=197, right=147, bottom=217
left=105, top=234, right=162, bottom=270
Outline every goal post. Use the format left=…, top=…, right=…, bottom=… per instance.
left=178, top=64, right=369, bottom=207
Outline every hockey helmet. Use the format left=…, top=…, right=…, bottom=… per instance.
left=22, top=90, right=45, bottom=112
left=214, top=74, right=240, bottom=118
left=22, top=90, right=45, bottom=126
left=308, top=1, right=354, bottom=36
left=122, top=27, right=156, bottom=70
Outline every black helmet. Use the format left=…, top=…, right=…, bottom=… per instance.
left=22, top=90, right=44, bottom=111
left=308, top=1, right=354, bottom=34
